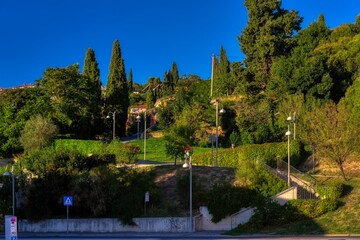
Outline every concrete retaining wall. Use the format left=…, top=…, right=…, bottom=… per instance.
left=19, top=217, right=189, bottom=233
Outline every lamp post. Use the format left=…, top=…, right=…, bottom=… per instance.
left=285, top=121, right=292, bottom=187
left=136, top=115, right=141, bottom=140
left=215, top=99, right=226, bottom=167
left=3, top=165, right=15, bottom=216
left=106, top=111, right=116, bottom=140
left=287, top=112, right=296, bottom=140
left=143, top=111, right=147, bottom=161
left=182, top=147, right=193, bottom=232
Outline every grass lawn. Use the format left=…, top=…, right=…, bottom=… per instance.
left=131, top=136, right=213, bottom=163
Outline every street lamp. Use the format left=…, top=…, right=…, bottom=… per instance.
left=182, top=147, right=193, bottom=232
left=136, top=115, right=141, bottom=140
left=106, top=111, right=116, bottom=140
left=143, top=111, right=147, bottom=161
left=215, top=99, right=226, bottom=167
left=285, top=120, right=292, bottom=187
left=3, top=165, right=15, bottom=216
left=287, top=112, right=296, bottom=140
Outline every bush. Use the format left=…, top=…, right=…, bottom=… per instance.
left=193, top=141, right=304, bottom=168
left=287, top=198, right=338, bottom=219
left=236, top=161, right=287, bottom=197
left=106, top=141, right=140, bottom=164
left=206, top=183, right=259, bottom=223
left=238, top=198, right=338, bottom=231
left=316, top=180, right=344, bottom=200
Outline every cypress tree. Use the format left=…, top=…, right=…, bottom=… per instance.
left=171, top=62, right=179, bottom=85
left=106, top=39, right=129, bottom=137
left=83, top=48, right=102, bottom=138
left=128, top=68, right=133, bottom=92
left=163, top=70, right=173, bottom=96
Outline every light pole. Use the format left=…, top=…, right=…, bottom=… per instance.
left=215, top=99, right=225, bottom=167
left=183, top=147, right=193, bottom=232
left=287, top=112, right=296, bottom=140
left=285, top=120, right=292, bottom=187
left=106, top=111, right=116, bottom=140
left=136, top=115, right=141, bottom=140
left=143, top=111, right=147, bottom=161
left=3, top=165, right=15, bottom=216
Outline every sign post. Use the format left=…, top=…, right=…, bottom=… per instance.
left=5, top=215, right=17, bottom=240
left=63, top=196, right=73, bottom=233
left=144, top=191, right=149, bottom=215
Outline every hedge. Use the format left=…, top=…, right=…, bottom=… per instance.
left=192, top=141, right=303, bottom=168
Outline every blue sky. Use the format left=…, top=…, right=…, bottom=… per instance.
left=1, top=0, right=359, bottom=88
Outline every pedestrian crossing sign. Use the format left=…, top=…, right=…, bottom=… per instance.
left=63, top=196, right=73, bottom=206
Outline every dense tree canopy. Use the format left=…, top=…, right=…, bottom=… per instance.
left=239, top=0, right=303, bottom=90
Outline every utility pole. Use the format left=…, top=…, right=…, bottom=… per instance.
left=210, top=54, right=215, bottom=97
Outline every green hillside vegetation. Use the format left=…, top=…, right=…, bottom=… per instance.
left=0, top=0, right=360, bottom=234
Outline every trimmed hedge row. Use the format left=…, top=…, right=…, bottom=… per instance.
left=192, top=141, right=303, bottom=168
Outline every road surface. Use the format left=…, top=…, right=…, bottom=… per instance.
left=1, top=232, right=360, bottom=240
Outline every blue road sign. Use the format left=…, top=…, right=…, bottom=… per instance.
left=63, top=196, right=73, bottom=206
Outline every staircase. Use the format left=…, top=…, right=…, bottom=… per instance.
left=260, top=159, right=320, bottom=200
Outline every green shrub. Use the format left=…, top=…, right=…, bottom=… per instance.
left=238, top=198, right=338, bottom=231
left=193, top=141, right=303, bottom=168
left=106, top=141, right=140, bottom=164
left=236, top=161, right=287, bottom=197
left=316, top=180, right=344, bottom=200
left=206, top=183, right=259, bottom=223
left=287, top=198, right=338, bottom=218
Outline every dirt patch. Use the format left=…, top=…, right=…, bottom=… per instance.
left=150, top=165, right=237, bottom=215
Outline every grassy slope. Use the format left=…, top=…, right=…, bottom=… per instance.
left=131, top=137, right=213, bottom=163
left=250, top=178, right=360, bottom=235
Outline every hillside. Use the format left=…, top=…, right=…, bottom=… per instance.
left=142, top=165, right=237, bottom=216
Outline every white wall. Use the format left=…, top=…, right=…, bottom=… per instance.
left=19, top=217, right=189, bottom=233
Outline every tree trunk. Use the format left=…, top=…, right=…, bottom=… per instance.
left=338, top=161, right=347, bottom=181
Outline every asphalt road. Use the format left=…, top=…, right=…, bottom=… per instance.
left=1, top=232, right=360, bottom=240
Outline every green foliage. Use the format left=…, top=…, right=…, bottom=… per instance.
left=238, top=198, right=338, bottom=231
left=236, top=161, right=287, bottom=197
left=287, top=199, right=338, bottom=219
left=106, top=39, right=129, bottom=137
left=0, top=88, right=44, bottom=157
left=55, top=139, right=140, bottom=164
left=19, top=115, right=58, bottom=152
left=235, top=98, right=278, bottom=144
left=213, top=46, right=236, bottom=96
left=165, top=123, right=196, bottom=164
left=207, top=183, right=259, bottom=223
left=193, top=141, right=303, bottom=169
left=316, top=180, right=345, bottom=200
left=37, top=64, right=100, bottom=139
left=106, top=141, right=140, bottom=164
left=82, top=48, right=102, bottom=137
left=18, top=162, right=157, bottom=224
left=303, top=102, right=360, bottom=180
left=229, top=131, right=240, bottom=148
left=239, top=0, right=302, bottom=90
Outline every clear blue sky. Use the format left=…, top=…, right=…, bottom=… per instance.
left=1, top=0, right=359, bottom=88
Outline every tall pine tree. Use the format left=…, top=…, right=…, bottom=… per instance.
left=106, top=40, right=129, bottom=138
left=128, top=68, right=133, bottom=92
left=239, top=0, right=302, bottom=91
left=83, top=48, right=102, bottom=137
left=171, top=62, right=179, bottom=85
